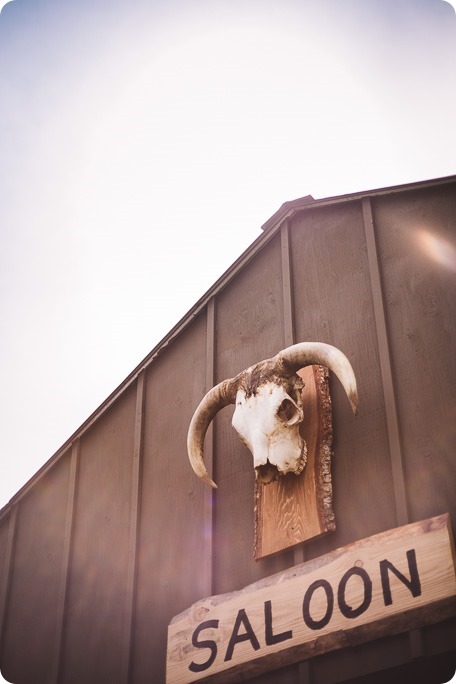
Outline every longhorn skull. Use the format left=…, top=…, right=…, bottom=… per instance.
left=187, top=342, right=358, bottom=488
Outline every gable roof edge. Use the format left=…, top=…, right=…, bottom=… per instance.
left=1, top=173, right=455, bottom=517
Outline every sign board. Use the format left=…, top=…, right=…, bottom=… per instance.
left=167, top=514, right=456, bottom=683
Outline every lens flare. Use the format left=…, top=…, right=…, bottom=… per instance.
left=416, top=229, right=456, bottom=271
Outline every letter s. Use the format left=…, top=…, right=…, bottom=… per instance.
left=189, top=620, right=219, bottom=673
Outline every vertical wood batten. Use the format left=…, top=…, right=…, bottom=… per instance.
left=362, top=197, right=408, bottom=526
left=121, top=372, right=146, bottom=684
left=281, top=222, right=305, bottom=565
left=0, top=505, right=17, bottom=662
left=281, top=219, right=295, bottom=348
left=281, top=220, right=310, bottom=684
left=362, top=198, right=422, bottom=661
left=203, top=298, right=216, bottom=596
left=52, top=442, right=79, bottom=684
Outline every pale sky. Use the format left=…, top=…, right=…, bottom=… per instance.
left=1, top=0, right=455, bottom=510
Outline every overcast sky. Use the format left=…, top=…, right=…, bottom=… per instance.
left=0, top=0, right=455, bottom=510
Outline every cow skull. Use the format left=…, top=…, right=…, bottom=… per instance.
left=187, top=342, right=358, bottom=488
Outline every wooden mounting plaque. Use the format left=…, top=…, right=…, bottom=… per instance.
left=254, top=364, right=334, bottom=559
left=166, top=514, right=456, bottom=684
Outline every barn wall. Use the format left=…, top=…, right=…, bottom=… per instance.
left=290, top=201, right=397, bottom=556
left=132, top=313, right=209, bottom=684
left=0, top=509, right=15, bottom=675
left=0, top=177, right=454, bottom=684
left=0, top=513, right=11, bottom=622
left=214, top=232, right=293, bottom=594
left=60, top=384, right=137, bottom=684
left=1, top=452, right=71, bottom=684
left=372, top=184, right=456, bottom=525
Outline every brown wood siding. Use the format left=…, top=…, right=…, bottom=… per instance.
left=372, top=185, right=456, bottom=526
left=0, top=177, right=454, bottom=684
left=132, top=314, right=208, bottom=684
left=312, top=632, right=411, bottom=684
left=0, top=509, right=15, bottom=671
left=1, top=453, right=70, bottom=684
left=0, top=514, right=10, bottom=628
left=60, top=386, right=136, bottom=684
left=290, top=202, right=397, bottom=557
left=213, top=232, right=294, bottom=595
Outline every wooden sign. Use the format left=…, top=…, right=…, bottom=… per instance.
left=254, top=365, right=334, bottom=559
left=167, top=514, right=456, bottom=684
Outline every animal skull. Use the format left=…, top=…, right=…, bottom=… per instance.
left=232, top=380, right=306, bottom=484
left=187, top=342, right=358, bottom=488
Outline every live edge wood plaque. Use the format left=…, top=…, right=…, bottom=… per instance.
left=166, top=514, right=456, bottom=684
left=255, top=365, right=333, bottom=559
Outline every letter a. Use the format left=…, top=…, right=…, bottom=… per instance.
left=224, top=609, right=260, bottom=662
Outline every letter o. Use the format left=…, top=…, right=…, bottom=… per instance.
left=338, top=567, right=372, bottom=619
left=302, top=579, right=334, bottom=630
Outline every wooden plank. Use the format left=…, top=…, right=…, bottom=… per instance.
left=362, top=197, right=409, bottom=527
left=370, top=185, right=456, bottom=526
left=167, top=514, right=456, bottom=684
left=0, top=505, right=17, bottom=657
left=132, top=315, right=209, bottom=684
left=280, top=219, right=309, bottom=663
left=214, top=233, right=292, bottom=592
left=254, top=365, right=334, bottom=559
left=51, top=442, right=79, bottom=684
left=61, top=386, right=136, bottom=684
left=1, top=454, right=71, bottom=683
left=281, top=219, right=295, bottom=349
left=201, top=298, right=216, bottom=597
left=121, top=373, right=146, bottom=684
left=280, top=220, right=308, bottom=684
left=290, top=202, right=398, bottom=558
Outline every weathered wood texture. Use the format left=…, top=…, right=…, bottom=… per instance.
left=371, top=185, right=456, bottom=526
left=167, top=514, right=456, bottom=683
left=61, top=386, right=136, bottom=684
left=0, top=516, right=9, bottom=602
left=214, top=233, right=294, bottom=594
left=132, top=314, right=209, bottom=684
left=0, top=177, right=455, bottom=684
left=254, top=365, right=334, bottom=559
left=1, top=454, right=70, bottom=684
left=290, top=201, right=398, bottom=561
left=0, top=507, right=16, bottom=668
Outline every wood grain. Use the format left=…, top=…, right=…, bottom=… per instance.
left=61, top=386, right=136, bottom=684
left=214, top=234, right=292, bottom=592
left=1, top=456, right=70, bottom=684
left=371, top=186, right=456, bottom=527
left=167, top=514, right=456, bottom=684
left=290, top=200, right=398, bottom=559
left=254, top=365, right=334, bottom=559
left=0, top=506, right=17, bottom=659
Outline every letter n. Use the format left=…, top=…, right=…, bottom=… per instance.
left=380, top=549, right=422, bottom=606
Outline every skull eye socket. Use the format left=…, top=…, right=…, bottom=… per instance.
left=277, top=398, right=298, bottom=424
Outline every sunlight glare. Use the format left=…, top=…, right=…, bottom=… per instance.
left=416, top=229, right=456, bottom=271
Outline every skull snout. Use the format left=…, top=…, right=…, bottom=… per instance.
left=232, top=383, right=307, bottom=484
left=253, top=430, right=307, bottom=483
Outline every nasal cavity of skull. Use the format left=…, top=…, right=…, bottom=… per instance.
left=255, top=462, right=278, bottom=484
left=277, top=398, right=298, bottom=424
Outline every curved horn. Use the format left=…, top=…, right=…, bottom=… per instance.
left=187, top=378, right=238, bottom=488
left=278, top=342, right=358, bottom=414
